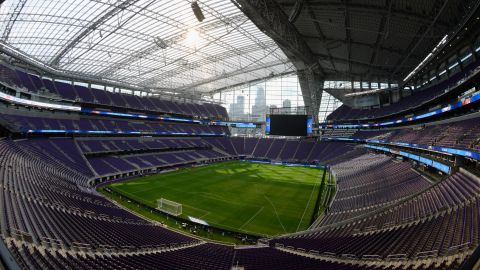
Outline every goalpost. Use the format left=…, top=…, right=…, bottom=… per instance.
left=157, top=198, right=182, bottom=216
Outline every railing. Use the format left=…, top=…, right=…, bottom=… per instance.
left=446, top=242, right=471, bottom=254
left=386, top=253, right=407, bottom=260
left=362, top=254, right=381, bottom=260
left=340, top=253, right=357, bottom=259
left=321, top=252, right=336, bottom=257
left=415, top=250, right=438, bottom=258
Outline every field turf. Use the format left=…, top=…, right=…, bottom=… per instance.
left=108, top=161, right=323, bottom=236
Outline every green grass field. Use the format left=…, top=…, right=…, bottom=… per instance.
left=108, top=161, right=324, bottom=236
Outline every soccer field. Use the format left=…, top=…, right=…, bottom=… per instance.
left=108, top=161, right=324, bottom=236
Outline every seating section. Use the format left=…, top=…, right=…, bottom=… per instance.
left=347, top=172, right=480, bottom=232
left=0, top=139, right=197, bottom=251
left=17, top=138, right=94, bottom=178
left=349, top=116, right=480, bottom=151
left=88, top=149, right=226, bottom=176
left=78, top=138, right=208, bottom=154
left=227, top=137, right=362, bottom=165
left=315, top=154, right=431, bottom=226
left=273, top=198, right=479, bottom=260
left=0, top=136, right=478, bottom=269
left=0, top=137, right=420, bottom=269
left=0, top=113, right=230, bottom=136
left=77, top=137, right=226, bottom=176
left=307, top=141, right=361, bottom=164
left=202, top=137, right=238, bottom=155
left=11, top=242, right=466, bottom=270
left=330, top=155, right=430, bottom=209
left=0, top=102, right=479, bottom=269
left=327, top=58, right=480, bottom=122
left=271, top=154, right=480, bottom=262
left=252, top=138, right=275, bottom=157
left=265, top=139, right=286, bottom=160
left=278, top=140, right=300, bottom=160
left=1, top=64, right=228, bottom=120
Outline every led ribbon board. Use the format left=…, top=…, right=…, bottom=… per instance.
left=324, top=137, right=480, bottom=162
left=82, top=108, right=258, bottom=128
left=0, top=90, right=258, bottom=128
left=365, top=145, right=451, bottom=174
left=0, top=91, right=81, bottom=111
left=320, top=91, right=480, bottom=129
left=24, top=129, right=224, bottom=136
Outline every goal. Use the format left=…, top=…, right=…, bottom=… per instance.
left=157, top=198, right=182, bottom=216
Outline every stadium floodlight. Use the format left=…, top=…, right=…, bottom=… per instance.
left=191, top=1, right=205, bottom=22
left=157, top=198, right=182, bottom=216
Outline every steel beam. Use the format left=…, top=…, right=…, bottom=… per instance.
left=344, top=1, right=352, bottom=75
left=231, top=0, right=319, bottom=70
left=305, top=3, right=336, bottom=72
left=98, top=14, right=273, bottom=79
left=313, top=53, right=395, bottom=70
left=0, top=40, right=154, bottom=93
left=208, top=70, right=296, bottom=94
left=49, top=0, right=142, bottom=66
left=278, top=1, right=452, bottom=29
left=2, top=0, right=28, bottom=41
left=288, top=0, right=305, bottom=23
left=231, top=0, right=324, bottom=118
left=391, top=0, right=450, bottom=77
left=163, top=59, right=290, bottom=92
left=302, top=35, right=422, bottom=60
left=366, top=0, right=391, bottom=81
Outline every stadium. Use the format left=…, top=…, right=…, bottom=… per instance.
left=0, top=0, right=479, bottom=269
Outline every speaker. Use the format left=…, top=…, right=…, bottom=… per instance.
left=191, top=1, right=205, bottom=22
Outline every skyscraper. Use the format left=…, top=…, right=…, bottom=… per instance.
left=282, top=99, right=291, bottom=114
left=251, top=86, right=266, bottom=121
left=229, top=95, right=245, bottom=119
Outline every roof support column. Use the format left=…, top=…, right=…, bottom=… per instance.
left=298, top=68, right=322, bottom=123
left=231, top=0, right=324, bottom=122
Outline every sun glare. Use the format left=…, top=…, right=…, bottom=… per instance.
left=184, top=29, right=201, bottom=49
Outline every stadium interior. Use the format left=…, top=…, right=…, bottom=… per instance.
left=0, top=0, right=480, bottom=269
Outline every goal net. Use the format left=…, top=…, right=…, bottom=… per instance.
left=157, top=198, right=182, bottom=216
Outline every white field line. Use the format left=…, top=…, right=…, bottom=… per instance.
left=198, top=211, right=211, bottom=219
left=263, top=194, right=287, bottom=233
left=181, top=203, right=210, bottom=215
left=239, top=206, right=265, bottom=230
left=295, top=179, right=319, bottom=232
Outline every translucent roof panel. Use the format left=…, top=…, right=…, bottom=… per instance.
left=0, top=0, right=294, bottom=93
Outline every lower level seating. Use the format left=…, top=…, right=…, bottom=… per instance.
left=0, top=137, right=478, bottom=269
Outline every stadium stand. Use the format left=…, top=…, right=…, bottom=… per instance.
left=321, top=114, right=480, bottom=152
left=327, top=59, right=480, bottom=122
left=0, top=64, right=228, bottom=121
left=1, top=131, right=478, bottom=269
left=0, top=111, right=230, bottom=136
